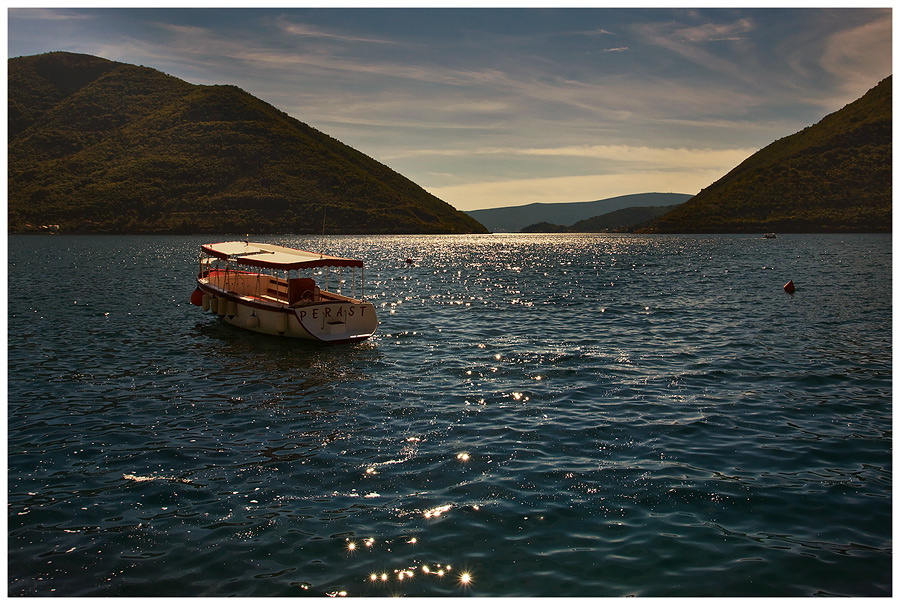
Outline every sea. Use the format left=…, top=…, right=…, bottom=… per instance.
left=7, top=233, right=892, bottom=597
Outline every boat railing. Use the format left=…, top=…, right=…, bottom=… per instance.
left=200, top=252, right=365, bottom=305
left=266, top=278, right=290, bottom=301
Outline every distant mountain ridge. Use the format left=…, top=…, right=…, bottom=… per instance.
left=521, top=205, right=676, bottom=233
left=465, top=192, right=692, bottom=232
left=8, top=52, right=488, bottom=234
left=642, top=76, right=891, bottom=233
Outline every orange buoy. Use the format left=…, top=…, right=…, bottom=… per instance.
left=190, top=288, right=204, bottom=306
left=784, top=280, right=795, bottom=294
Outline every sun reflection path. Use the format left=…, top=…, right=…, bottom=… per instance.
left=366, top=562, right=458, bottom=589
left=334, top=533, right=473, bottom=596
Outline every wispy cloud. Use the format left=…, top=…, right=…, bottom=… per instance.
left=277, top=19, right=405, bottom=45
left=582, top=28, right=615, bottom=36
left=145, top=19, right=507, bottom=89
left=672, top=18, right=755, bottom=43
left=385, top=144, right=756, bottom=168
left=820, top=12, right=892, bottom=95
left=9, top=8, right=93, bottom=20
left=633, top=16, right=756, bottom=81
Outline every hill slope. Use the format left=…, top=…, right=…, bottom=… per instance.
left=642, top=77, right=891, bottom=233
left=8, top=52, right=488, bottom=234
left=465, top=192, right=691, bottom=232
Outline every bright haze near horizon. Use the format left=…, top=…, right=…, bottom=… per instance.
left=6, top=6, right=892, bottom=211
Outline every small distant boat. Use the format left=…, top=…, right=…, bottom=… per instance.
left=763, top=233, right=777, bottom=239
left=192, top=241, right=377, bottom=343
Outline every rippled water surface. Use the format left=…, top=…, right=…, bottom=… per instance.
left=8, top=233, right=892, bottom=596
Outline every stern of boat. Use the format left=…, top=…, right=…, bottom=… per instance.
left=291, top=301, right=378, bottom=343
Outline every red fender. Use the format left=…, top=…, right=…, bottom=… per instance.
left=190, top=287, right=204, bottom=306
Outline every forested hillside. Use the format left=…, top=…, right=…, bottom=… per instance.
left=642, top=77, right=891, bottom=233
left=8, top=52, right=488, bottom=234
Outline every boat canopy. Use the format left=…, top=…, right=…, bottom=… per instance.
left=201, top=241, right=364, bottom=270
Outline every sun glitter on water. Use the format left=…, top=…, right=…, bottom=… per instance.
left=424, top=504, right=452, bottom=518
left=459, top=571, right=472, bottom=587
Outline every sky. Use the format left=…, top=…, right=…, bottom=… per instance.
left=5, top=5, right=893, bottom=211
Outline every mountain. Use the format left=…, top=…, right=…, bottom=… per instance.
left=8, top=52, right=488, bottom=235
left=641, top=76, right=891, bottom=233
left=464, top=192, right=692, bottom=232
left=521, top=205, right=676, bottom=233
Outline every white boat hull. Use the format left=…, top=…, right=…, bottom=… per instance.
left=197, top=282, right=377, bottom=343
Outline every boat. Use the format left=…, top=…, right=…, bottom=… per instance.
left=192, top=241, right=378, bottom=343
left=763, top=233, right=777, bottom=239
